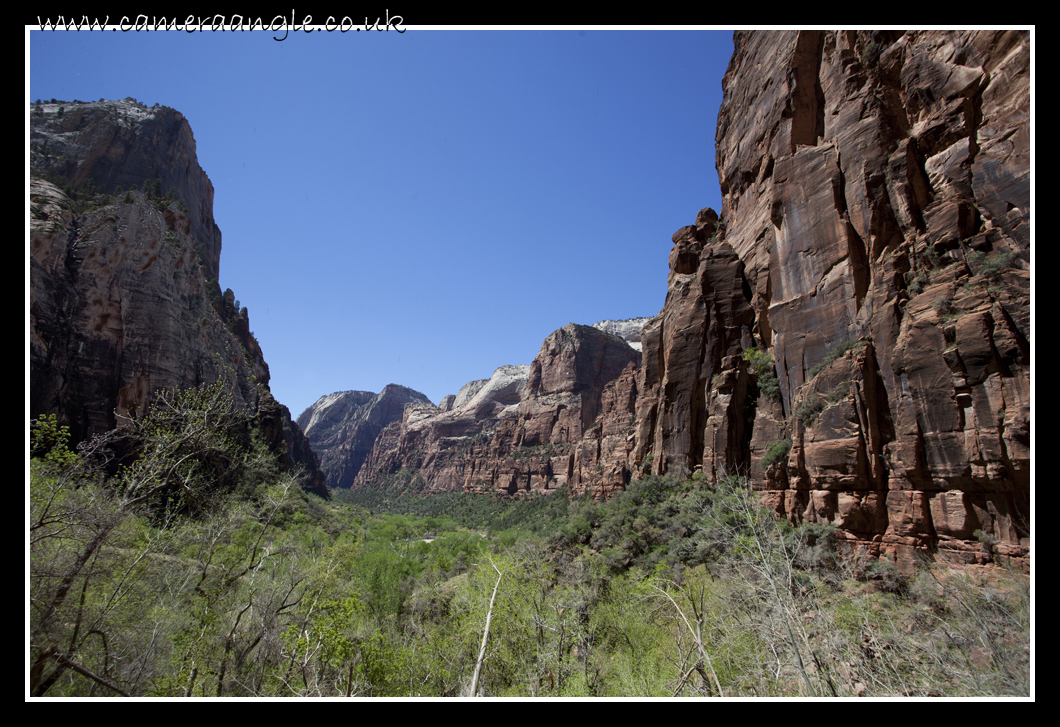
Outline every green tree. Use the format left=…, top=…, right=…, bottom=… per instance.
left=29, top=381, right=283, bottom=696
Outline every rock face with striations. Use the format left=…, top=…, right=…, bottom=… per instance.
left=296, top=385, right=433, bottom=489
left=352, top=323, right=642, bottom=499
left=30, top=99, right=327, bottom=497
left=351, top=365, right=528, bottom=493
left=634, top=30, right=1029, bottom=570
left=634, top=208, right=757, bottom=483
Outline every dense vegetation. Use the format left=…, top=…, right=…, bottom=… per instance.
left=29, top=383, right=1030, bottom=697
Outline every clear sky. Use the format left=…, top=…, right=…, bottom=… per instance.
left=28, top=25, right=734, bottom=418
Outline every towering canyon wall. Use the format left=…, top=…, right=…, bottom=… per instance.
left=635, top=30, right=1029, bottom=569
left=30, top=99, right=327, bottom=497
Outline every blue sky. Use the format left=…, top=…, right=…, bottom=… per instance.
left=28, top=26, right=734, bottom=418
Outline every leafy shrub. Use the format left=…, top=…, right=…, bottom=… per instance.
left=561, top=515, right=593, bottom=544
left=906, top=269, right=929, bottom=296
left=30, top=414, right=79, bottom=466
left=977, top=249, right=1016, bottom=279
left=797, top=395, right=827, bottom=427
left=793, top=523, right=837, bottom=575
left=973, top=528, right=999, bottom=546
left=867, top=560, right=904, bottom=593
left=932, top=296, right=958, bottom=318
left=760, top=439, right=791, bottom=469
left=916, top=243, right=940, bottom=268
left=583, top=474, right=692, bottom=571
left=743, top=347, right=779, bottom=402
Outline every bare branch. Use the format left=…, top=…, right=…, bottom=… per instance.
left=469, top=561, right=504, bottom=697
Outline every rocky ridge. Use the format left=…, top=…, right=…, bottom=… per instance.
left=30, top=98, right=327, bottom=497
left=296, top=385, right=433, bottom=489
left=347, top=322, right=643, bottom=499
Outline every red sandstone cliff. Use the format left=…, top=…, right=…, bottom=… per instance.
left=635, top=30, right=1029, bottom=570
left=352, top=324, right=642, bottom=500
